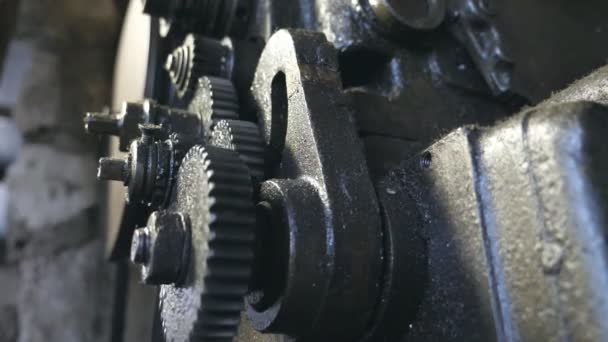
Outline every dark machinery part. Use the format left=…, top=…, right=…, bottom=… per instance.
left=87, top=76, right=246, bottom=261
left=165, top=34, right=232, bottom=98
left=87, top=0, right=608, bottom=341
left=362, top=0, right=447, bottom=33
left=391, top=100, right=608, bottom=341
left=159, top=145, right=255, bottom=341
left=448, top=0, right=514, bottom=97
left=446, top=0, right=608, bottom=102
left=144, top=29, right=386, bottom=341
left=86, top=101, right=204, bottom=260
left=142, top=0, right=254, bottom=39
left=210, top=119, right=265, bottom=182
left=97, top=124, right=175, bottom=207
left=85, top=99, right=205, bottom=152
left=131, top=210, right=192, bottom=286
left=244, top=30, right=383, bottom=340
left=187, top=76, right=240, bottom=132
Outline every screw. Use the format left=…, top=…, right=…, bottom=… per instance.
left=84, top=112, right=121, bottom=135
left=97, top=157, right=128, bottom=182
left=131, top=227, right=150, bottom=265
left=419, top=151, right=432, bottom=169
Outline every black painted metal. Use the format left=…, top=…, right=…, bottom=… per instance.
left=448, top=0, right=514, bottom=97
left=384, top=100, right=608, bottom=341
left=142, top=0, right=255, bottom=39
left=86, top=100, right=206, bottom=152
left=160, top=145, right=255, bottom=341
left=132, top=210, right=192, bottom=286
left=86, top=101, right=206, bottom=260
left=165, top=34, right=233, bottom=98
left=93, top=0, right=608, bottom=341
left=362, top=0, right=446, bottom=34
left=245, top=29, right=383, bottom=341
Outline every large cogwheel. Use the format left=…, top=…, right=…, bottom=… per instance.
left=160, top=145, right=255, bottom=341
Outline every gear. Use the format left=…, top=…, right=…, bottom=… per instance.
left=210, top=119, right=265, bottom=181
left=188, top=76, right=240, bottom=133
left=96, top=124, right=175, bottom=208
left=159, top=145, right=255, bottom=341
left=165, top=34, right=232, bottom=98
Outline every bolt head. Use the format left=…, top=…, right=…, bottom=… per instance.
left=131, top=228, right=150, bottom=265
left=139, top=211, right=191, bottom=285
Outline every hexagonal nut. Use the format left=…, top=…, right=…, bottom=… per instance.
left=139, top=211, right=191, bottom=285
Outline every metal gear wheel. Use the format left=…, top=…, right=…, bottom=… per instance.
left=159, top=145, right=255, bottom=341
left=188, top=76, right=240, bottom=133
left=210, top=119, right=265, bottom=182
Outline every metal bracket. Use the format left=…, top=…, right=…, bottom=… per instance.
left=246, top=29, right=383, bottom=340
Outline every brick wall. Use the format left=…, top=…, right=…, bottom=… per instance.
left=2, top=1, right=120, bottom=341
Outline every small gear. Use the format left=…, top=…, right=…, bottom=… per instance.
left=160, top=145, right=255, bottom=341
left=188, top=76, right=240, bottom=133
left=165, top=34, right=232, bottom=98
left=210, top=119, right=265, bottom=181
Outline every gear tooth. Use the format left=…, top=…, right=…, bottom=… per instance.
left=161, top=145, right=254, bottom=342
left=210, top=119, right=266, bottom=182
left=210, top=226, right=255, bottom=243
left=200, top=295, right=246, bottom=312
left=197, top=313, right=243, bottom=327
left=207, top=244, right=254, bottom=260
left=190, top=34, right=231, bottom=77
left=203, top=76, right=240, bottom=117
left=206, top=260, right=253, bottom=279
left=188, top=76, right=240, bottom=134
left=202, top=280, right=250, bottom=296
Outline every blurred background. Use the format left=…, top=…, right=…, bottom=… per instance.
left=0, top=0, right=152, bottom=341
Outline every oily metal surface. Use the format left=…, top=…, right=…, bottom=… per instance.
left=491, top=0, right=608, bottom=102
left=390, top=101, right=608, bottom=341
left=118, top=1, right=608, bottom=340
left=160, top=147, right=213, bottom=342
left=249, top=29, right=383, bottom=340
left=160, top=146, right=255, bottom=341
left=543, top=64, right=608, bottom=107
